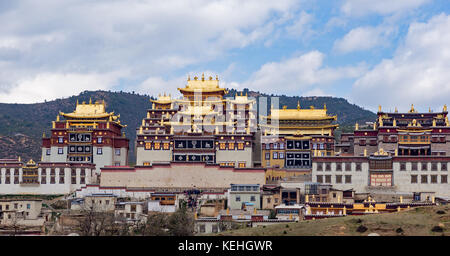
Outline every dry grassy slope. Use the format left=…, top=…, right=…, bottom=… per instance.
left=211, top=205, right=449, bottom=236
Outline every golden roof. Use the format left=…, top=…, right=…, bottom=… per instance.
left=151, top=94, right=173, bottom=104
left=178, top=73, right=226, bottom=93
left=60, top=99, right=119, bottom=120
left=263, top=106, right=336, bottom=121
left=228, top=93, right=256, bottom=104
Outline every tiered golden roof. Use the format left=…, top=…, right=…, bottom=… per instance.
left=262, top=103, right=336, bottom=121
left=60, top=99, right=117, bottom=119
left=150, top=93, right=173, bottom=104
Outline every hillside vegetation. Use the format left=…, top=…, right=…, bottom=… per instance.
left=212, top=205, right=449, bottom=236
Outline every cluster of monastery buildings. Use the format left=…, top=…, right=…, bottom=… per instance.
left=0, top=73, right=448, bottom=234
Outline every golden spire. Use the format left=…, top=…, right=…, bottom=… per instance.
left=56, top=115, right=60, bottom=122
left=355, top=122, right=359, bottom=130
left=42, top=132, right=45, bottom=138
left=444, top=104, right=447, bottom=112
left=395, top=107, right=398, bottom=113
left=393, top=119, right=397, bottom=126
left=297, top=100, right=300, bottom=110
left=89, top=97, right=92, bottom=104
left=409, top=104, right=415, bottom=113
left=378, top=105, right=381, bottom=112
left=323, top=103, right=327, bottom=110
left=187, top=75, right=190, bottom=81
left=202, top=73, right=205, bottom=81
left=429, top=107, right=432, bottom=113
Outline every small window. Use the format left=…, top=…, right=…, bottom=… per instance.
left=316, top=164, right=323, bottom=171
left=273, top=152, right=278, bottom=159
left=115, top=148, right=121, bottom=156
left=336, top=175, right=342, bottom=184
left=265, top=153, right=270, bottom=160
left=441, top=163, right=447, bottom=171
left=279, top=152, right=285, bottom=159
left=317, top=175, right=323, bottom=183
left=46, top=149, right=51, bottom=155
left=325, top=175, right=331, bottom=183
left=441, top=175, right=448, bottom=183
left=97, top=148, right=103, bottom=155
left=58, top=137, right=64, bottom=143
left=400, top=162, right=406, bottom=171
left=58, top=148, right=64, bottom=154
left=27, top=204, right=31, bottom=209
left=356, top=163, right=361, bottom=171
left=421, top=175, right=428, bottom=184
left=98, top=137, right=103, bottom=144
left=236, top=196, right=241, bottom=202
left=250, top=196, right=256, bottom=202
left=345, top=175, right=352, bottom=184
left=431, top=175, right=438, bottom=183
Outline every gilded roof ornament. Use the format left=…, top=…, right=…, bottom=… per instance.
left=297, top=100, right=300, bottom=110
left=378, top=105, right=381, bottom=112
left=444, top=104, right=447, bottom=112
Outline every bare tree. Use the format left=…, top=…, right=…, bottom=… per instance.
left=74, top=205, right=129, bottom=236
left=167, top=205, right=195, bottom=236
left=136, top=212, right=169, bottom=236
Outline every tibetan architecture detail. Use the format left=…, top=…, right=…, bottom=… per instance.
left=312, top=105, right=450, bottom=199
left=260, top=101, right=338, bottom=171
left=136, top=74, right=257, bottom=168
left=41, top=99, right=129, bottom=172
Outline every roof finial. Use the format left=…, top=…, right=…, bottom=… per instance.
left=378, top=105, right=381, bottom=112
left=297, top=100, right=300, bottom=110
left=202, top=73, right=205, bottom=81
left=89, top=97, right=92, bottom=104
left=323, top=103, right=327, bottom=110
left=395, top=107, right=398, bottom=113
left=188, top=75, right=190, bottom=81
left=444, top=104, right=447, bottom=112
left=216, top=75, right=219, bottom=81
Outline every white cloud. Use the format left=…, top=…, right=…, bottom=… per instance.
left=285, top=11, right=314, bottom=38
left=0, top=71, right=125, bottom=103
left=351, top=13, right=450, bottom=111
left=241, top=51, right=367, bottom=95
left=341, top=0, right=430, bottom=17
left=333, top=26, right=395, bottom=54
left=0, top=0, right=301, bottom=103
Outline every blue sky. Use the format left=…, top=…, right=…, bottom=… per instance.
left=0, top=0, right=449, bottom=112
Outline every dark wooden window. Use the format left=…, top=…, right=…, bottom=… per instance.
left=336, top=175, right=342, bottom=184
left=421, top=175, right=428, bottom=184
left=345, top=175, right=352, bottom=184
left=431, top=175, right=438, bottom=184
left=411, top=175, right=417, bottom=183
left=441, top=175, right=448, bottom=183
left=400, top=162, right=406, bottom=171
left=317, top=175, right=323, bottom=183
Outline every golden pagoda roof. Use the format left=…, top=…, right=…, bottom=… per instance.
left=60, top=99, right=118, bottom=120
left=178, top=73, right=227, bottom=93
left=150, top=94, right=173, bottom=104
left=228, top=93, right=256, bottom=104
left=262, top=105, right=336, bottom=121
